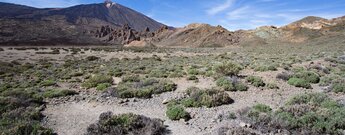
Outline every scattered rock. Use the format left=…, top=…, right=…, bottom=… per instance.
left=239, top=122, right=251, bottom=128
left=162, top=99, right=169, bottom=104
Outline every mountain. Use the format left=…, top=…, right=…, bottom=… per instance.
left=251, top=16, right=345, bottom=43
left=148, top=23, right=246, bottom=47
left=0, top=1, right=164, bottom=45
left=0, top=1, right=344, bottom=47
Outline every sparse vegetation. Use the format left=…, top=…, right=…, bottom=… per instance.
left=96, top=83, right=112, bottom=91
left=216, top=77, right=248, bottom=91
left=214, top=61, right=242, bottom=76
left=82, top=75, right=113, bottom=89
left=178, top=87, right=234, bottom=108
left=246, top=76, right=265, bottom=87
left=116, top=78, right=177, bottom=98
left=43, top=89, right=78, bottom=98
left=86, top=112, right=167, bottom=135
left=288, top=78, right=312, bottom=89
left=254, top=64, right=277, bottom=72
left=240, top=93, right=345, bottom=134
left=166, top=102, right=190, bottom=121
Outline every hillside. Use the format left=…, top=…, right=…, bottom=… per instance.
left=0, top=1, right=163, bottom=45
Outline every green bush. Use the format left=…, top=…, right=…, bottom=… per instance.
left=266, top=83, right=279, bottom=89
left=40, top=79, right=56, bottom=87
left=246, top=76, right=265, bottom=87
left=96, top=83, right=112, bottom=91
left=121, top=75, right=140, bottom=83
left=247, top=104, right=272, bottom=119
left=288, top=78, right=312, bottom=89
left=166, top=105, right=190, bottom=121
left=242, top=93, right=345, bottom=134
left=116, top=79, right=177, bottom=99
left=187, top=68, right=199, bottom=75
left=43, top=89, right=78, bottom=98
left=293, top=71, right=320, bottom=84
left=254, top=65, right=277, bottom=72
left=332, top=83, right=345, bottom=93
left=108, top=69, right=123, bottom=77
left=214, top=62, right=242, bottom=76
left=82, top=75, right=113, bottom=89
left=216, top=77, right=248, bottom=91
left=179, top=87, right=233, bottom=108
left=86, top=112, right=166, bottom=135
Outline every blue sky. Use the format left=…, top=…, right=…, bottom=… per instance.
left=2, top=0, right=345, bottom=30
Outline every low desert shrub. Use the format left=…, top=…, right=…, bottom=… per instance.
left=179, top=87, right=234, bottom=108
left=246, top=76, right=265, bottom=87
left=116, top=79, right=177, bottom=98
left=332, top=83, right=345, bottom=93
left=43, top=89, right=78, bottom=98
left=121, top=74, right=140, bottom=83
left=96, top=83, right=112, bottom=91
left=82, top=75, right=113, bottom=89
left=187, top=75, right=198, bottom=81
left=86, top=112, right=167, bottom=135
left=240, top=93, right=345, bottom=134
left=86, top=56, right=100, bottom=61
left=166, top=104, right=190, bottom=121
left=214, top=62, right=242, bottom=76
left=276, top=72, right=293, bottom=81
left=216, top=77, right=248, bottom=91
left=254, top=65, right=277, bottom=72
left=108, top=69, right=124, bottom=77
left=288, top=78, right=312, bottom=89
left=293, top=71, right=320, bottom=84
left=266, top=83, right=279, bottom=89
left=40, top=79, right=56, bottom=87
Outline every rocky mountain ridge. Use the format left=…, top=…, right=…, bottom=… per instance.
left=0, top=1, right=344, bottom=47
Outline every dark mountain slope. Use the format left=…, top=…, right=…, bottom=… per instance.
left=0, top=1, right=164, bottom=45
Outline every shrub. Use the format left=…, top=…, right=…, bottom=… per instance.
left=246, top=76, right=265, bottom=87
left=288, top=78, right=311, bottom=89
left=216, top=77, right=248, bottom=91
left=228, top=112, right=237, bottom=119
left=116, top=79, right=177, bottom=99
left=82, top=75, right=113, bottom=89
left=293, top=71, right=320, bottom=84
left=241, top=93, right=345, bottom=134
left=332, top=83, right=345, bottom=93
left=121, top=75, right=140, bottom=83
left=96, top=83, right=112, bottom=91
left=108, top=69, right=123, bottom=77
left=40, top=79, right=56, bottom=87
left=43, top=89, right=78, bottom=98
left=266, top=83, right=279, bottom=89
left=254, top=65, right=277, bottom=72
left=276, top=72, right=293, bottom=81
left=214, top=62, right=242, bottom=76
left=187, top=75, right=198, bottom=81
left=166, top=104, right=190, bottom=121
left=86, top=56, right=100, bottom=61
left=180, top=87, right=234, bottom=108
left=247, top=104, right=272, bottom=120
left=187, top=68, right=199, bottom=75
left=86, top=112, right=167, bottom=135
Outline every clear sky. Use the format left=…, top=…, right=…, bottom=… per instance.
left=2, top=0, right=345, bottom=30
